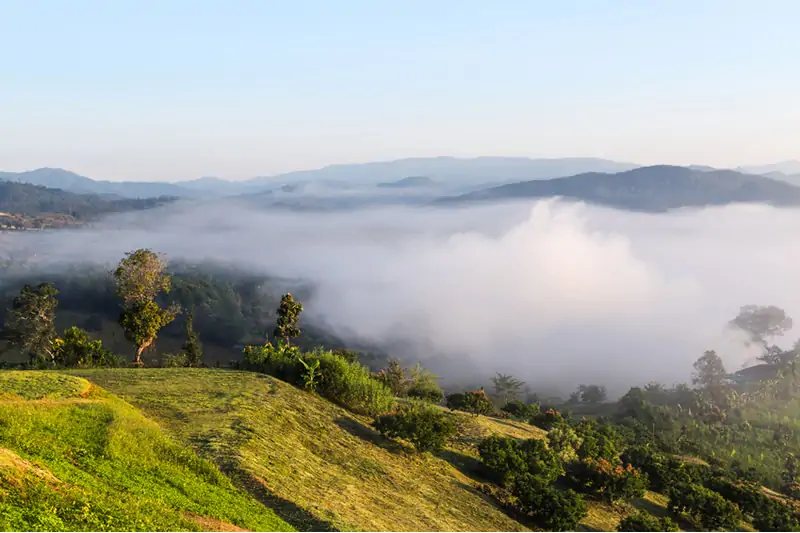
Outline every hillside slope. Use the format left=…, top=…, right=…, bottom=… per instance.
left=439, top=165, right=800, bottom=211
left=0, top=372, right=291, bottom=532
left=74, top=368, right=671, bottom=532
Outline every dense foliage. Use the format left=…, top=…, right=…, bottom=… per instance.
left=616, top=511, right=679, bottom=532
left=374, top=404, right=457, bottom=452
left=446, top=388, right=495, bottom=415
left=667, top=482, right=742, bottom=530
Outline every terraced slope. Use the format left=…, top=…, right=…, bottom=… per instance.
left=0, top=371, right=292, bottom=532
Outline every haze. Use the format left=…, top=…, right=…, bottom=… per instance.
left=2, top=1, right=799, bottom=180
left=3, top=198, right=796, bottom=395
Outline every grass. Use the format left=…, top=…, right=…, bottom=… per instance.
left=0, top=371, right=292, bottom=532
left=75, top=368, right=532, bottom=532
left=73, top=368, right=681, bottom=532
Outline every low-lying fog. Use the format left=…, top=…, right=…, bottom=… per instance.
left=4, top=198, right=799, bottom=396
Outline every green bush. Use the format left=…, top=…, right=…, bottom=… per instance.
left=530, top=407, right=565, bottom=430
left=547, top=426, right=583, bottom=462
left=407, top=380, right=445, bottom=403
left=242, top=344, right=394, bottom=415
left=446, top=389, right=494, bottom=416
left=574, top=419, right=621, bottom=462
left=477, top=436, right=563, bottom=488
left=617, top=511, right=679, bottom=532
left=667, top=483, right=742, bottom=531
left=568, top=458, right=648, bottom=503
left=52, top=326, right=122, bottom=368
left=513, top=474, right=588, bottom=531
left=161, top=352, right=189, bottom=368
left=501, top=400, right=539, bottom=419
left=707, top=476, right=800, bottom=531
left=374, top=405, right=456, bottom=453
left=621, top=446, right=698, bottom=492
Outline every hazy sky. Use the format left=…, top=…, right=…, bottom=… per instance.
left=2, top=1, right=799, bottom=181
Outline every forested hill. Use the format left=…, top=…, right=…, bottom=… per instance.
left=438, top=165, right=800, bottom=211
left=0, top=181, right=177, bottom=222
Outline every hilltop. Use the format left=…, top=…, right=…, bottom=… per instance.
left=0, top=181, right=176, bottom=229
left=439, top=165, right=800, bottom=211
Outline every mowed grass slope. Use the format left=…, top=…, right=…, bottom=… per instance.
left=0, top=371, right=292, bottom=532
left=76, top=368, right=536, bottom=532
left=76, top=368, right=674, bottom=532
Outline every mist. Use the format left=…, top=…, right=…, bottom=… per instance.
left=3, top=197, right=799, bottom=396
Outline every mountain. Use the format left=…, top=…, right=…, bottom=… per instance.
left=0, top=168, right=196, bottom=198
left=738, top=160, right=800, bottom=176
left=377, top=176, right=437, bottom=188
left=438, top=165, right=800, bottom=211
left=0, top=180, right=177, bottom=221
left=248, top=157, right=640, bottom=190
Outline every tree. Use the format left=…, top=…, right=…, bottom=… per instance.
left=491, top=373, right=525, bottom=403
left=182, top=310, right=203, bottom=367
left=273, top=293, right=302, bottom=345
left=374, top=405, right=457, bottom=453
left=3, top=283, right=58, bottom=364
left=578, top=384, right=607, bottom=404
left=729, top=304, right=792, bottom=347
left=52, top=326, right=120, bottom=368
left=113, top=249, right=177, bottom=365
left=692, top=350, right=727, bottom=390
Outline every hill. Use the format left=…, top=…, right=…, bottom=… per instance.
left=65, top=368, right=672, bottom=532
left=438, top=165, right=800, bottom=211
left=377, top=176, right=437, bottom=188
left=249, top=156, right=640, bottom=190
left=0, top=168, right=196, bottom=198
left=0, top=181, right=177, bottom=224
left=0, top=371, right=291, bottom=531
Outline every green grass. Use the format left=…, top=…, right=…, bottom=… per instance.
left=0, top=371, right=292, bottom=532
left=75, top=368, right=533, bottom=532
left=0, top=371, right=90, bottom=400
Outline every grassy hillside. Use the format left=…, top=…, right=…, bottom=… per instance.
left=73, top=368, right=672, bottom=532
left=0, top=371, right=291, bottom=532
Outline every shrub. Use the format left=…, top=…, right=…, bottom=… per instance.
left=617, top=511, right=679, bottom=532
left=569, top=458, right=648, bottom=503
left=501, top=399, right=540, bottom=419
left=547, top=426, right=583, bottom=462
left=667, top=483, right=742, bottom=531
left=446, top=388, right=494, bottom=416
left=374, top=405, right=456, bottom=453
left=620, top=446, right=697, bottom=492
left=707, top=476, right=800, bottom=531
left=530, top=408, right=565, bottom=430
left=52, top=326, right=122, bottom=368
left=478, top=436, right=563, bottom=488
left=513, top=474, right=588, bottom=531
left=242, top=344, right=394, bottom=415
left=574, top=420, right=621, bottom=462
left=162, top=352, right=189, bottom=367
left=407, top=380, right=445, bottom=403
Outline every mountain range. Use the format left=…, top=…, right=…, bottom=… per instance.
left=3, top=158, right=800, bottom=217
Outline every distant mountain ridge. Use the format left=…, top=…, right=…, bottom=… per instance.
left=438, top=165, right=800, bottom=212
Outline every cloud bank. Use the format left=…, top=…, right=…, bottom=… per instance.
left=3, top=198, right=798, bottom=396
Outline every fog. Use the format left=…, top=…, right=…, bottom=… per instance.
left=3, top=198, right=800, bottom=396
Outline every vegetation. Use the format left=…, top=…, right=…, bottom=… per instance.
left=113, top=249, right=178, bottom=365
left=0, top=372, right=291, bottom=532
left=446, top=388, right=495, bottom=416
left=374, top=404, right=457, bottom=453
left=3, top=283, right=58, bottom=365
left=617, top=511, right=679, bottom=532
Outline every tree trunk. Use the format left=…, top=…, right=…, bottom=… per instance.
left=135, top=345, right=145, bottom=366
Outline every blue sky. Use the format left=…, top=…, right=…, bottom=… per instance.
left=2, top=1, right=799, bottom=181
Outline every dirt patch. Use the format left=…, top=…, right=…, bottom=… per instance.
left=0, top=448, right=60, bottom=484
left=183, top=512, right=250, bottom=532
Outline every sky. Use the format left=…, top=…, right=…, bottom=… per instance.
left=2, top=1, right=799, bottom=181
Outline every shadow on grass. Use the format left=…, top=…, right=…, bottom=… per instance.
left=333, top=416, right=408, bottom=454
left=224, top=463, right=339, bottom=532
left=437, top=449, right=493, bottom=484
left=630, top=496, right=670, bottom=518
